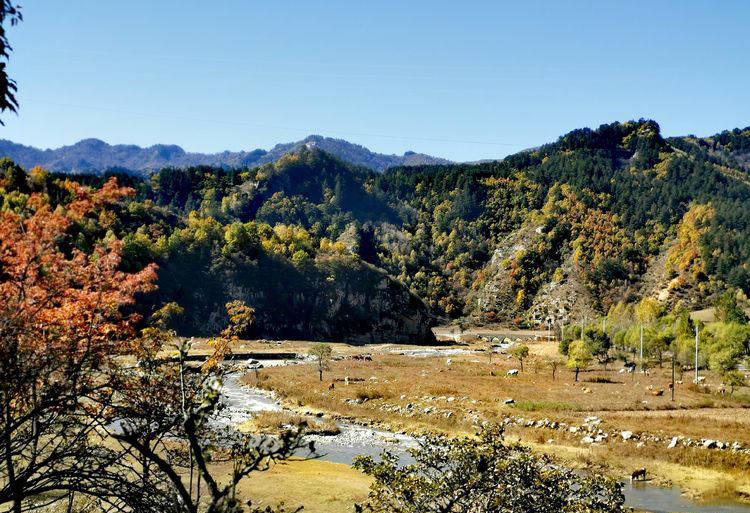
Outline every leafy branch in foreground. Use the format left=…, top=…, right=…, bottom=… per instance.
left=353, top=425, right=624, bottom=513
left=0, top=1, right=21, bottom=124
left=109, top=301, right=316, bottom=513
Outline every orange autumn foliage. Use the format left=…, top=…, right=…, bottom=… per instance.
left=0, top=177, right=158, bottom=404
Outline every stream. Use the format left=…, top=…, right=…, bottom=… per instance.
left=219, top=371, right=418, bottom=465
left=220, top=359, right=750, bottom=513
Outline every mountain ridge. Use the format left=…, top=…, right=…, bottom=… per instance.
left=0, top=135, right=451, bottom=174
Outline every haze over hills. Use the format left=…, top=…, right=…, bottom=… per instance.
left=0, top=135, right=451, bottom=174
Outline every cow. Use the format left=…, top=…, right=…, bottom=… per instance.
left=630, top=468, right=646, bottom=482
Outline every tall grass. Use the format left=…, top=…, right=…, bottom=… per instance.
left=511, top=400, right=579, bottom=412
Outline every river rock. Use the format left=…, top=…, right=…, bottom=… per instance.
left=507, top=369, right=519, bottom=376
left=620, top=431, right=634, bottom=441
left=668, top=436, right=679, bottom=449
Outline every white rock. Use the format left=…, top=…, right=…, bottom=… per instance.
left=667, top=437, right=678, bottom=449
left=581, top=436, right=595, bottom=444
left=507, top=369, right=519, bottom=376
left=621, top=431, right=634, bottom=441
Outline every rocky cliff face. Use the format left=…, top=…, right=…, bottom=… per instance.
left=469, top=223, right=598, bottom=328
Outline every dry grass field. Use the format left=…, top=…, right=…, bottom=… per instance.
left=224, top=459, right=371, bottom=513
left=238, top=338, right=750, bottom=503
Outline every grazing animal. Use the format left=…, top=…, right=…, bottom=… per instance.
left=328, top=382, right=335, bottom=391
left=650, top=389, right=664, bottom=396
left=630, top=468, right=646, bottom=482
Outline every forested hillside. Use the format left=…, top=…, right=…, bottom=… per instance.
left=3, top=119, right=750, bottom=339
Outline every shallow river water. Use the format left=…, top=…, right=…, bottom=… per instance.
left=221, top=362, right=750, bottom=513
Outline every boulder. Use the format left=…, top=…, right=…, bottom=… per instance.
left=621, top=431, right=634, bottom=441
left=667, top=437, right=678, bottom=449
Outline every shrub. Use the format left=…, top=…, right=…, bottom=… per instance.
left=353, top=424, right=625, bottom=513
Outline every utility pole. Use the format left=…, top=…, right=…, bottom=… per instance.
left=640, top=325, right=644, bottom=372
left=671, top=353, right=675, bottom=401
left=694, top=324, right=699, bottom=384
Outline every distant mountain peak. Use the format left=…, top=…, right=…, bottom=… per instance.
left=0, top=135, right=451, bottom=175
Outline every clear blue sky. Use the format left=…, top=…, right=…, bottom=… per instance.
left=3, top=1, right=749, bottom=162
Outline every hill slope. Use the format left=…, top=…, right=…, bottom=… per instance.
left=4, top=119, right=750, bottom=339
left=0, top=135, right=450, bottom=175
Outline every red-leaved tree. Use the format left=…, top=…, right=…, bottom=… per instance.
left=0, top=178, right=158, bottom=512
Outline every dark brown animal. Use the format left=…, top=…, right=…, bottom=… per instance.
left=630, top=468, right=646, bottom=482
left=328, top=382, right=335, bottom=391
